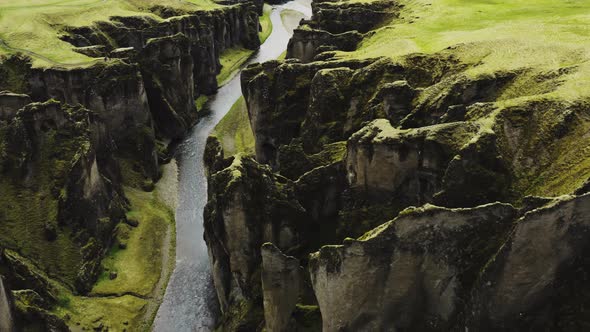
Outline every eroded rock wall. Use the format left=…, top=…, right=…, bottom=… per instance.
left=204, top=0, right=590, bottom=329
left=0, top=101, right=126, bottom=294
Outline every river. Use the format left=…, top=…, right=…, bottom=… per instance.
left=152, top=1, right=311, bottom=330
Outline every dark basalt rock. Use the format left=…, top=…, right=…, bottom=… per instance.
left=346, top=119, right=479, bottom=203
left=203, top=154, right=306, bottom=330
left=0, top=101, right=126, bottom=294
left=261, top=243, right=303, bottom=332
left=28, top=62, right=159, bottom=180
left=139, top=33, right=195, bottom=140
left=310, top=203, right=517, bottom=332
left=12, top=289, right=69, bottom=332
left=241, top=58, right=374, bottom=168
left=0, top=91, right=31, bottom=120
left=0, top=276, right=16, bottom=332
left=312, top=0, right=398, bottom=34
left=60, top=4, right=261, bottom=95
left=287, top=27, right=363, bottom=63
left=468, top=194, right=590, bottom=331
left=206, top=0, right=590, bottom=331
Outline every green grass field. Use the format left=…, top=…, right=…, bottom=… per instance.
left=216, top=47, right=254, bottom=85
left=52, top=183, right=176, bottom=330
left=259, top=4, right=273, bottom=43
left=330, top=0, right=590, bottom=198
left=342, top=0, right=590, bottom=101
left=212, top=96, right=255, bottom=156
left=0, top=0, right=220, bottom=67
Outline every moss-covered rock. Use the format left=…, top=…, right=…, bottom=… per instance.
left=346, top=119, right=478, bottom=202
left=287, top=28, right=363, bottom=63
left=204, top=155, right=305, bottom=329
left=261, top=243, right=303, bottom=332
left=139, top=33, right=196, bottom=140
left=0, top=100, right=126, bottom=293
left=309, top=203, right=517, bottom=331
left=312, top=0, right=399, bottom=34
left=468, top=194, right=590, bottom=331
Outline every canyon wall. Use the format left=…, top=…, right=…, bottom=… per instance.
left=204, top=0, right=590, bottom=330
left=0, top=2, right=260, bottom=330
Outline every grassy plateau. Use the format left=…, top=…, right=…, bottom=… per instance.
left=0, top=0, right=220, bottom=67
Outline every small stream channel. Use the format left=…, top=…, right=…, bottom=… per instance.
left=152, top=1, right=312, bottom=330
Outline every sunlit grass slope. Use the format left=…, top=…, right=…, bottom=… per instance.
left=333, top=0, right=590, bottom=198
left=342, top=0, right=590, bottom=100
left=212, top=96, right=255, bottom=156
left=0, top=0, right=220, bottom=67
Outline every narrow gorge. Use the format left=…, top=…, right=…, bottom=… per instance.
left=2, top=0, right=590, bottom=331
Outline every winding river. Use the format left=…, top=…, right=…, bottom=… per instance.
left=153, top=1, right=311, bottom=330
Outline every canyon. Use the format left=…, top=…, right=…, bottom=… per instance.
left=2, top=0, right=590, bottom=331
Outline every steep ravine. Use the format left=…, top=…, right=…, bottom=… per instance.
left=153, top=1, right=311, bottom=330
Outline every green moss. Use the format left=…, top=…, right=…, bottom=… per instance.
left=196, top=94, right=209, bottom=111
left=52, top=175, right=176, bottom=330
left=118, top=157, right=152, bottom=189
left=338, top=202, right=402, bottom=240
left=54, top=293, right=148, bottom=331
left=0, top=0, right=220, bottom=68
left=91, top=187, right=174, bottom=297
left=0, top=103, right=94, bottom=287
left=0, top=55, right=31, bottom=92
left=308, top=141, right=347, bottom=165
left=293, top=304, right=322, bottom=332
left=211, top=96, right=255, bottom=157
left=215, top=299, right=264, bottom=332
left=217, top=47, right=255, bottom=86
left=259, top=4, right=273, bottom=43
left=493, top=100, right=590, bottom=198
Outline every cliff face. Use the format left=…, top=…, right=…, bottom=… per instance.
left=62, top=4, right=260, bottom=95
left=310, top=203, right=517, bottom=331
left=204, top=0, right=590, bottom=330
left=0, top=101, right=126, bottom=294
left=0, top=1, right=261, bottom=329
left=0, top=277, right=15, bottom=332
left=204, top=143, right=306, bottom=330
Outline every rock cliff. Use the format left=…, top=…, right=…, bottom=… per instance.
left=204, top=0, right=590, bottom=330
left=0, top=276, right=16, bottom=332
left=0, top=1, right=261, bottom=330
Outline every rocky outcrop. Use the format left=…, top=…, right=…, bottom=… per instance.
left=468, top=194, right=590, bottom=331
left=0, top=250, right=69, bottom=331
left=241, top=59, right=373, bottom=167
left=261, top=243, right=303, bottom=332
left=0, top=91, right=31, bottom=120
left=139, top=34, right=195, bottom=140
left=27, top=62, right=159, bottom=179
left=61, top=4, right=260, bottom=95
left=346, top=119, right=478, bottom=203
left=0, top=100, right=126, bottom=293
left=204, top=153, right=305, bottom=329
left=312, top=0, right=398, bottom=34
left=309, top=193, right=590, bottom=331
left=287, top=27, right=362, bottom=63
left=0, top=276, right=16, bottom=332
left=286, top=0, right=397, bottom=63
left=309, top=203, right=517, bottom=331
left=206, top=0, right=590, bottom=331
